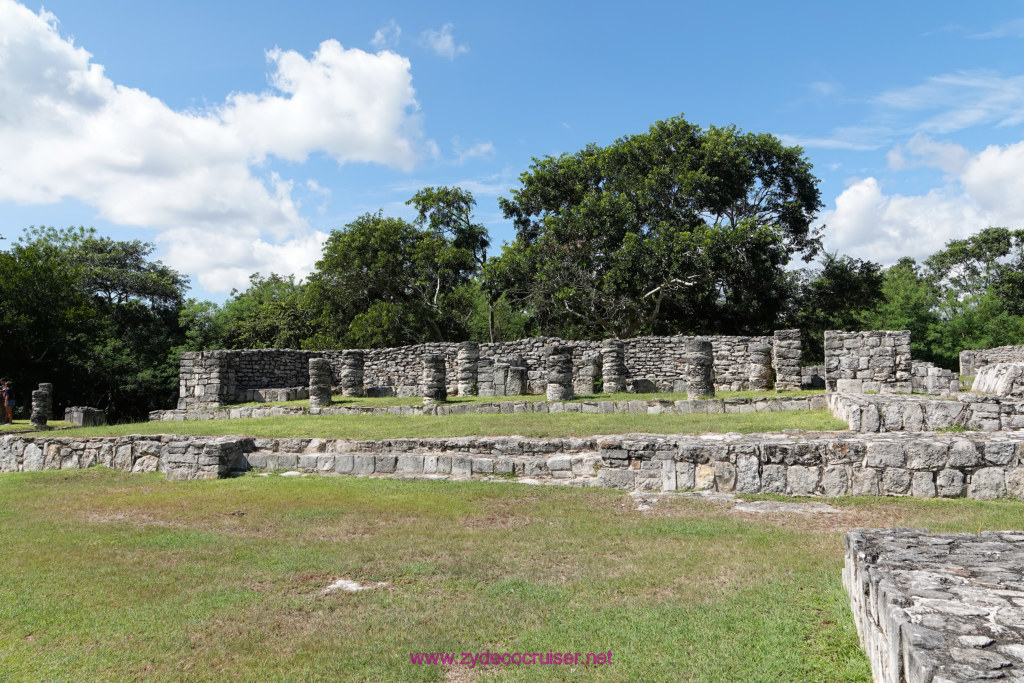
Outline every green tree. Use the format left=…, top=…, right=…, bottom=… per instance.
left=305, top=210, right=480, bottom=348
left=859, top=257, right=940, bottom=363
left=489, top=113, right=823, bottom=338
left=787, top=253, right=884, bottom=360
left=0, top=227, right=188, bottom=420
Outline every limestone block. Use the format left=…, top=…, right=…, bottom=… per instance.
left=936, top=469, right=965, bottom=498
left=968, top=468, right=1006, bottom=500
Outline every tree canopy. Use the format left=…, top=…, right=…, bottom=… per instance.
left=486, top=113, right=823, bottom=338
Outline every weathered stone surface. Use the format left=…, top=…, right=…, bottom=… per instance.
left=683, top=338, right=715, bottom=398
left=308, top=358, right=333, bottom=408
left=421, top=354, right=447, bottom=404
left=845, top=529, right=1024, bottom=683
left=972, top=362, right=1024, bottom=397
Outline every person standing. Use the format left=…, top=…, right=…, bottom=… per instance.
left=1, top=379, right=13, bottom=425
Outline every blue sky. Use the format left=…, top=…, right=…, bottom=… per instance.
left=3, top=1, right=1024, bottom=300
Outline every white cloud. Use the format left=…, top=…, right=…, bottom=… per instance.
left=0, top=0, right=424, bottom=293
left=969, top=18, right=1024, bottom=39
left=371, top=19, right=401, bottom=48
left=421, top=24, right=468, bottom=59
left=452, top=137, right=495, bottom=164
left=886, top=134, right=970, bottom=174
left=874, top=70, right=1024, bottom=134
left=824, top=139, right=1024, bottom=264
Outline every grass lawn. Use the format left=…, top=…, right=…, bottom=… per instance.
left=35, top=409, right=847, bottom=440
left=229, top=389, right=825, bottom=409
left=2, top=468, right=1021, bottom=681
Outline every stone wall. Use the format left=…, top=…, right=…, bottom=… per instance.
left=844, top=528, right=1024, bottom=682
left=10, top=430, right=1024, bottom=501
left=910, top=360, right=958, bottom=396
left=824, top=330, right=913, bottom=394
left=960, top=344, right=1024, bottom=377
left=0, top=434, right=250, bottom=480
left=176, top=333, right=800, bottom=408
left=827, top=392, right=1024, bottom=432
left=150, top=393, right=827, bottom=422
left=972, top=362, right=1024, bottom=397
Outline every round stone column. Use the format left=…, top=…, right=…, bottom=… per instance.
left=574, top=351, right=601, bottom=395
left=30, top=389, right=48, bottom=429
left=422, top=354, right=447, bottom=404
left=684, top=338, right=715, bottom=398
left=546, top=346, right=574, bottom=401
left=601, top=339, right=627, bottom=394
left=747, top=342, right=773, bottom=391
left=340, top=350, right=365, bottom=398
left=308, top=358, right=333, bottom=408
left=456, top=342, right=479, bottom=396
left=38, top=382, right=53, bottom=420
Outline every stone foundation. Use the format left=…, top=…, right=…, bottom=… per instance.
left=11, top=429, right=1024, bottom=501
left=845, top=528, right=1024, bottom=682
left=828, top=392, right=1024, bottom=432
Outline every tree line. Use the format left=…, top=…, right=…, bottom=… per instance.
left=3, top=114, right=1023, bottom=421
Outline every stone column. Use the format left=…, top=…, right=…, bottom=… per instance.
left=574, top=351, right=601, bottom=395
left=340, top=350, right=364, bottom=398
left=546, top=346, right=574, bottom=401
left=492, top=362, right=509, bottom=396
left=422, top=354, right=447, bottom=404
left=30, top=389, right=48, bottom=429
left=308, top=358, right=333, bottom=408
left=747, top=341, right=773, bottom=391
left=507, top=365, right=527, bottom=396
left=772, top=330, right=803, bottom=392
left=684, top=338, right=715, bottom=398
left=601, top=339, right=627, bottom=394
left=456, top=342, right=479, bottom=396
left=37, top=382, right=53, bottom=420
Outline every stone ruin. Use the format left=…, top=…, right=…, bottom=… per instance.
left=171, top=331, right=814, bottom=413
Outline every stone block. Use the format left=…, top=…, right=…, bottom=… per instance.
left=850, top=469, right=879, bottom=496
left=881, top=468, right=911, bottom=495
left=597, top=468, right=635, bottom=490
left=734, top=455, right=760, bottom=493
left=936, top=469, right=965, bottom=498
left=451, top=456, right=472, bottom=477
left=354, top=454, right=375, bottom=474
left=397, top=455, right=423, bottom=473
left=821, top=465, right=849, bottom=496
left=375, top=455, right=397, bottom=474
left=714, top=461, right=737, bottom=492
left=334, top=454, right=354, bottom=474
left=968, top=468, right=1006, bottom=500
left=694, top=463, right=715, bottom=490
left=865, top=441, right=906, bottom=468
left=760, top=464, right=786, bottom=493
left=905, top=440, right=947, bottom=470
left=787, top=466, right=820, bottom=496
left=910, top=471, right=936, bottom=498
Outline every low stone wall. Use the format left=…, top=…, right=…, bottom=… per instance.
left=844, top=528, right=1024, bottom=682
left=149, top=394, right=828, bottom=422
left=6, top=431, right=1024, bottom=500
left=801, top=364, right=825, bottom=389
left=910, top=360, right=959, bottom=396
left=960, top=344, right=1024, bottom=377
left=0, top=434, right=250, bottom=480
left=827, top=392, right=1024, bottom=432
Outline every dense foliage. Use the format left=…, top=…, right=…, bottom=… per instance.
left=4, top=116, right=1024, bottom=418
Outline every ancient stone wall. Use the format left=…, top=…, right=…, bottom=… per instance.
left=824, top=330, right=913, bottom=394
left=910, top=360, right=958, bottom=395
left=827, top=392, right=1024, bottom=432
left=972, top=362, right=1024, bottom=397
left=0, top=434, right=249, bottom=480
left=7, top=430, right=1024, bottom=500
left=845, top=528, right=1024, bottom=682
left=177, top=333, right=797, bottom=408
left=960, top=344, right=1024, bottom=377
left=150, top=393, right=827, bottom=422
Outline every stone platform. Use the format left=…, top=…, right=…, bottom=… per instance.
left=845, top=528, right=1024, bottom=682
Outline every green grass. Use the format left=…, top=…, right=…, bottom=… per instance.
left=0, top=419, right=73, bottom=433
left=2, top=469, right=1020, bottom=681
left=230, top=389, right=825, bottom=409
left=38, top=409, right=847, bottom=440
